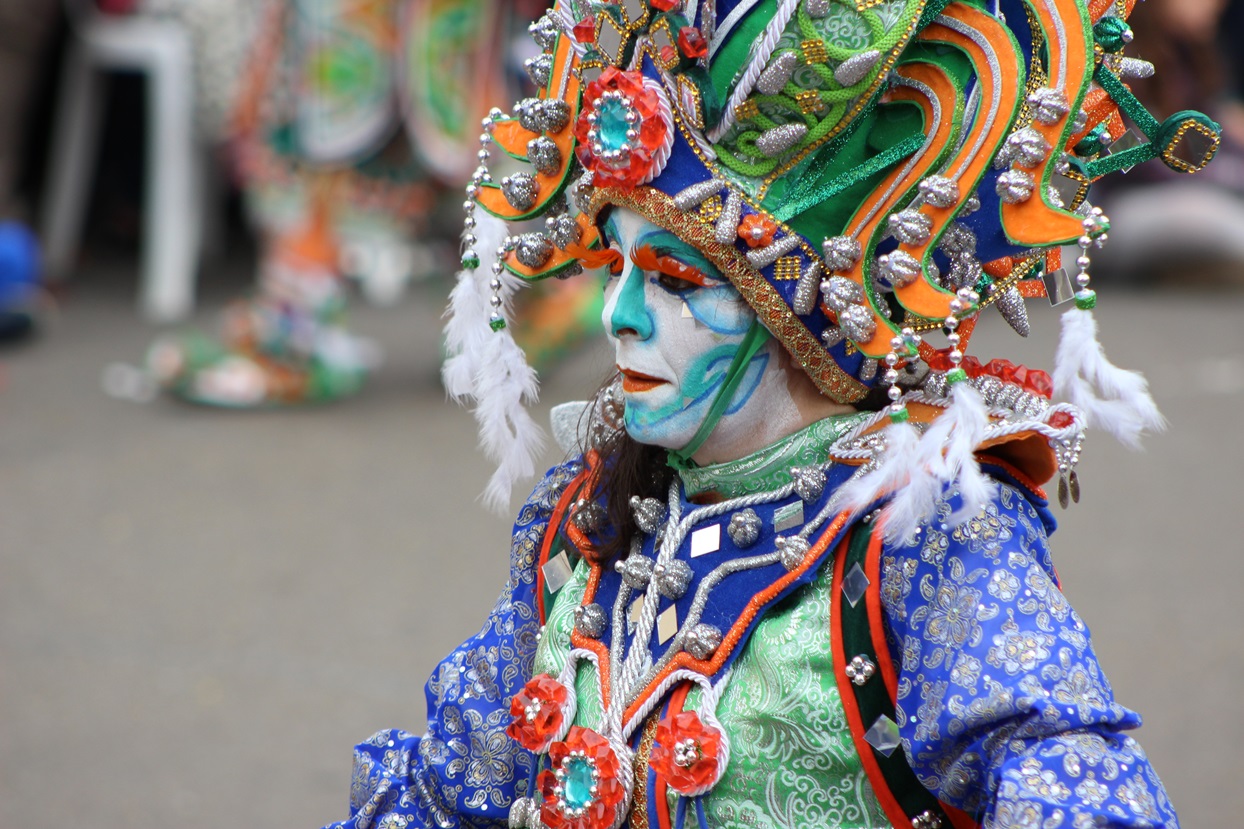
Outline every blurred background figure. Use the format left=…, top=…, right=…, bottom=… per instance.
left=1094, top=0, right=1244, bottom=282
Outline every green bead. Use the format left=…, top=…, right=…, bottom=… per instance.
left=1074, top=289, right=1098, bottom=310
left=946, top=367, right=968, bottom=385
left=1093, top=16, right=1131, bottom=53
left=889, top=407, right=910, bottom=424
left=489, top=316, right=507, bottom=332
left=461, top=252, right=481, bottom=270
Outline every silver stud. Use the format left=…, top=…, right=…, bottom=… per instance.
left=527, top=136, right=562, bottom=175
left=653, top=559, right=693, bottom=599
left=614, top=555, right=654, bottom=590
left=938, top=223, right=977, bottom=257
left=727, top=509, right=762, bottom=548
left=574, top=604, right=607, bottom=638
left=629, top=495, right=667, bottom=535
left=684, top=623, right=723, bottom=660
left=838, top=304, right=877, bottom=343
left=775, top=535, right=811, bottom=570
left=888, top=210, right=933, bottom=245
left=877, top=250, right=921, bottom=289
left=528, top=13, right=559, bottom=51
left=996, top=169, right=1036, bottom=204
left=821, top=275, right=864, bottom=313
left=571, top=499, right=606, bottom=533
left=1027, top=87, right=1070, bottom=125
left=845, top=654, right=877, bottom=686
left=803, top=0, right=830, bottom=17
left=822, top=235, right=862, bottom=271
left=546, top=214, right=581, bottom=249
left=524, top=54, right=553, bottom=89
left=514, top=232, right=554, bottom=268
left=918, top=176, right=959, bottom=208
left=821, top=326, right=845, bottom=347
left=791, top=466, right=826, bottom=502
left=501, top=173, right=539, bottom=211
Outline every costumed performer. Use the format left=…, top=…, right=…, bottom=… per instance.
left=325, top=0, right=1219, bottom=826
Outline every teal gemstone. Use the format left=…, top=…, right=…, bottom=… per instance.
left=561, top=757, right=596, bottom=811
left=596, top=97, right=633, bottom=151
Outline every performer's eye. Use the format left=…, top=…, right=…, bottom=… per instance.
left=653, top=272, right=702, bottom=293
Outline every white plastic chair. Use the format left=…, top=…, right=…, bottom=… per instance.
left=40, top=0, right=205, bottom=322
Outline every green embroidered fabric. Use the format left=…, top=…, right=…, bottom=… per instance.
left=676, top=411, right=870, bottom=500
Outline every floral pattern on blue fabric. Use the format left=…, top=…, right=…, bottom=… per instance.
left=881, top=483, right=1178, bottom=828
left=325, top=459, right=583, bottom=829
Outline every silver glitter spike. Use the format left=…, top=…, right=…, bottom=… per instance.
left=919, top=176, right=959, bottom=208
left=746, top=234, right=802, bottom=268
left=756, top=123, right=808, bottom=158
left=821, top=326, right=845, bottom=347
left=524, top=54, right=553, bottom=89
left=858, top=357, right=879, bottom=382
left=629, top=495, right=667, bottom=535
left=834, top=50, right=881, bottom=87
left=996, top=286, right=1030, bottom=337
left=996, top=170, right=1035, bottom=204
left=674, top=178, right=726, bottom=211
left=529, top=13, right=559, bottom=50
left=757, top=52, right=799, bottom=95
left=939, top=223, right=977, bottom=256
left=727, top=508, right=762, bottom=547
left=1116, top=57, right=1155, bottom=79
left=776, top=535, right=811, bottom=571
left=614, top=555, right=654, bottom=590
left=514, top=232, right=554, bottom=268
left=527, top=136, right=562, bottom=175
left=803, top=0, right=830, bottom=17
left=574, top=604, right=607, bottom=638
left=653, top=559, right=693, bottom=599
left=822, top=275, right=864, bottom=313
left=545, top=214, right=581, bottom=249
left=715, top=191, right=743, bottom=244
left=878, top=250, right=921, bottom=289
left=791, top=466, right=826, bottom=502
left=838, top=304, right=876, bottom=342
left=684, top=623, right=723, bottom=660
left=822, top=235, right=862, bottom=271
left=888, top=210, right=933, bottom=245
left=501, top=173, right=539, bottom=211
left=792, top=261, right=823, bottom=315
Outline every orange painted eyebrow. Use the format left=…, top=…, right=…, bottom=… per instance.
left=631, top=244, right=712, bottom=287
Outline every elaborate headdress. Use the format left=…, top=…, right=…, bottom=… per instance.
left=444, top=0, right=1219, bottom=513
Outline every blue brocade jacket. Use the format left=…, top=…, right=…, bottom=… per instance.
left=322, top=456, right=1178, bottom=829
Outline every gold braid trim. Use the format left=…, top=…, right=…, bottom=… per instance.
left=586, top=185, right=870, bottom=404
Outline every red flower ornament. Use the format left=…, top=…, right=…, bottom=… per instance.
left=737, top=214, right=777, bottom=248
left=507, top=674, right=569, bottom=753
left=649, top=711, right=724, bottom=796
left=538, top=726, right=627, bottom=829
left=573, top=68, right=673, bottom=190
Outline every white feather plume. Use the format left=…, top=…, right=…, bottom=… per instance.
left=1053, top=307, right=1165, bottom=450
left=930, top=382, right=995, bottom=527
left=829, top=419, right=922, bottom=525
left=442, top=212, right=546, bottom=512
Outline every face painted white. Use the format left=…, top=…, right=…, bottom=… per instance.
left=601, top=208, right=814, bottom=464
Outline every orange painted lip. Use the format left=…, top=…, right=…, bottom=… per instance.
left=619, top=367, right=667, bottom=393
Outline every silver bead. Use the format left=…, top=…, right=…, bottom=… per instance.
left=727, top=509, right=762, bottom=548
left=684, top=623, right=723, bottom=660
left=791, top=466, right=826, bottom=502
left=878, top=250, right=922, bottom=289
left=501, top=173, right=539, bottom=211
left=775, top=535, right=811, bottom=571
left=821, top=275, right=864, bottom=313
left=1027, top=87, right=1070, bottom=125
left=918, top=176, right=959, bottom=208
left=888, top=210, right=933, bottom=246
left=514, top=233, right=554, bottom=268
left=614, top=555, right=654, bottom=590
left=822, top=235, right=863, bottom=271
left=571, top=499, right=606, bottom=533
left=629, top=495, right=667, bottom=535
left=653, top=559, right=693, bottom=599
left=838, top=304, right=877, bottom=343
left=996, top=170, right=1035, bottom=204
left=546, top=214, right=582, bottom=250
left=524, top=53, right=553, bottom=89
left=527, top=136, right=562, bottom=176
left=574, top=604, right=607, bottom=638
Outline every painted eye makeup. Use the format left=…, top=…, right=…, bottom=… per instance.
left=631, top=244, right=721, bottom=294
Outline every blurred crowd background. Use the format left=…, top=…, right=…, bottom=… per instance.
left=2, top=1, right=1242, bottom=828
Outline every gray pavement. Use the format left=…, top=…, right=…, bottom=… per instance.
left=2, top=256, right=1241, bottom=828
